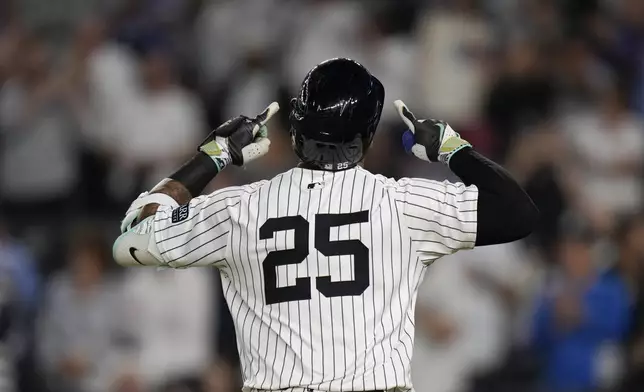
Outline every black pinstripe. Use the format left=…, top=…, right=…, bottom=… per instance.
left=403, top=200, right=477, bottom=221
left=289, top=168, right=304, bottom=387
left=299, top=169, right=313, bottom=387
left=386, top=194, right=405, bottom=382
left=403, top=212, right=477, bottom=234
left=160, top=217, right=231, bottom=253
left=278, top=170, right=295, bottom=387
left=248, top=188, right=262, bottom=377
left=237, top=191, right=257, bottom=378
left=358, top=173, right=368, bottom=392
left=345, top=170, right=358, bottom=389
left=328, top=171, right=337, bottom=387
left=258, top=179, right=276, bottom=389
left=315, top=171, right=327, bottom=388
left=394, top=189, right=477, bottom=210
left=408, top=227, right=475, bottom=245
left=157, top=190, right=242, bottom=226
left=368, top=178, right=379, bottom=389
left=231, top=191, right=252, bottom=376
left=252, top=185, right=267, bottom=382
left=269, top=173, right=287, bottom=389
left=393, top=199, right=413, bottom=362
left=336, top=170, right=347, bottom=392
left=164, top=230, right=229, bottom=263
left=154, top=189, right=243, bottom=222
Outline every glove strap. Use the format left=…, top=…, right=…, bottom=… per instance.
left=199, top=137, right=232, bottom=171
left=438, top=137, right=472, bottom=166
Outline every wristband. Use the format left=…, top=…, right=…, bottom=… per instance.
left=169, top=151, right=220, bottom=196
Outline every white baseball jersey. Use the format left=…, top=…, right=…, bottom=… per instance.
left=151, top=166, right=478, bottom=391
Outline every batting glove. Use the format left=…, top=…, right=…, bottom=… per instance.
left=394, top=100, right=471, bottom=165
left=199, top=102, right=280, bottom=171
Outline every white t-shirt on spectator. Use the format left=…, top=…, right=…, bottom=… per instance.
left=412, top=243, right=532, bottom=392
left=363, top=36, right=419, bottom=124
left=562, top=110, right=644, bottom=215
left=118, top=268, right=215, bottom=388
left=284, top=0, right=365, bottom=91
left=109, top=86, right=205, bottom=192
left=0, top=80, right=78, bottom=201
left=84, top=42, right=139, bottom=151
left=417, top=10, right=493, bottom=124
left=195, top=0, right=288, bottom=87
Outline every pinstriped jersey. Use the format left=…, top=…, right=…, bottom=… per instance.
left=151, top=166, right=478, bottom=391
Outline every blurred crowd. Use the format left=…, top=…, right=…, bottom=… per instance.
left=2, top=0, right=644, bottom=391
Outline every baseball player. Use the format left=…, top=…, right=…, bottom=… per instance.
left=113, top=58, right=538, bottom=392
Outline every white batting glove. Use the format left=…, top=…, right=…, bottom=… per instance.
left=199, top=102, right=280, bottom=171
left=394, top=100, right=471, bottom=165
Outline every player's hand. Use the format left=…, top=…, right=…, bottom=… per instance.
left=393, top=100, right=471, bottom=165
left=199, top=102, right=280, bottom=170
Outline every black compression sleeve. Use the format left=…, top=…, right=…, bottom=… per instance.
left=169, top=152, right=220, bottom=197
left=448, top=147, right=538, bottom=246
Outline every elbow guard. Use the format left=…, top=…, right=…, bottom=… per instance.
left=120, top=187, right=180, bottom=233
left=113, top=216, right=165, bottom=267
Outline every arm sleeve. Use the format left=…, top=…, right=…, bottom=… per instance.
left=152, top=186, right=243, bottom=268
left=448, top=147, right=539, bottom=246
left=395, top=177, right=478, bottom=264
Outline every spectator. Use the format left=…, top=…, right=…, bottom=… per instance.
left=0, top=219, right=41, bottom=392
left=0, top=275, right=16, bottom=391
left=64, top=18, right=140, bottom=211
left=36, top=228, right=121, bottom=392
left=284, top=0, right=366, bottom=93
left=0, top=220, right=40, bottom=392
left=17, top=0, right=107, bottom=51
left=560, top=81, right=644, bottom=234
left=504, top=125, right=569, bottom=257
left=0, top=221, right=39, bottom=338
left=204, top=290, right=241, bottom=392
left=117, top=267, right=215, bottom=391
left=0, top=21, right=22, bottom=85
left=0, top=33, right=80, bottom=259
left=612, top=0, right=644, bottom=115
left=221, top=51, right=281, bottom=132
left=616, top=214, right=644, bottom=392
left=195, top=0, right=288, bottom=93
left=413, top=243, right=532, bottom=392
left=484, top=39, right=556, bottom=161
left=105, top=42, right=206, bottom=202
left=416, top=0, right=493, bottom=126
left=532, top=217, right=632, bottom=392
left=356, top=5, right=419, bottom=125
left=556, top=38, right=614, bottom=112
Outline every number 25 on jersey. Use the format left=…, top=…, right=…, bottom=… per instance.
left=259, top=210, right=370, bottom=305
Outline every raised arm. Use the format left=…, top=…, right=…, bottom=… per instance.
left=112, top=103, right=279, bottom=267
left=394, top=100, right=538, bottom=246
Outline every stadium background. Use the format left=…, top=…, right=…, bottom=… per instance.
left=2, top=0, right=644, bottom=391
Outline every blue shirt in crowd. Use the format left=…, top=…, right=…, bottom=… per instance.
left=532, top=270, right=632, bottom=391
